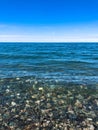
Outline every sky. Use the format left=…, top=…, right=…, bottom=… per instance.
left=0, top=0, right=98, bottom=42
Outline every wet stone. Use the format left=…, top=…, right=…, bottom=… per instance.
left=0, top=77, right=98, bottom=130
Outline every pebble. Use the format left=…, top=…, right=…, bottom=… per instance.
left=34, top=81, right=38, bottom=84
left=11, top=101, right=16, bottom=106
left=5, top=89, right=10, bottom=93
left=26, top=79, right=30, bottom=82
left=31, top=94, right=37, bottom=98
left=10, top=94, right=15, bottom=97
left=16, top=93, right=20, bottom=96
left=96, top=121, right=98, bottom=125
left=87, top=118, right=93, bottom=121
left=0, top=77, right=98, bottom=130
left=27, top=118, right=32, bottom=121
left=67, top=91, right=72, bottom=96
left=16, top=77, right=20, bottom=80
left=89, top=125, right=95, bottom=130
left=35, top=100, right=40, bottom=104
left=75, top=100, right=82, bottom=108
left=38, top=87, right=43, bottom=91
left=0, top=117, right=2, bottom=121
left=95, top=99, right=98, bottom=106
left=47, top=93, right=51, bottom=97
left=11, top=108, right=16, bottom=112
left=77, top=94, right=84, bottom=100
left=68, top=110, right=74, bottom=114
left=25, top=104, right=30, bottom=107
left=26, top=100, right=29, bottom=104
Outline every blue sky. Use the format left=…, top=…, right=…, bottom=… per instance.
left=0, top=0, right=98, bottom=42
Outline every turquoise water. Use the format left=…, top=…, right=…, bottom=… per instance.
left=0, top=42, right=98, bottom=84
left=0, top=43, right=98, bottom=129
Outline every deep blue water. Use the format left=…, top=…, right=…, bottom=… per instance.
left=0, top=43, right=98, bottom=84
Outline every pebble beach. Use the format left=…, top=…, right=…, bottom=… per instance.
left=0, top=77, right=98, bottom=130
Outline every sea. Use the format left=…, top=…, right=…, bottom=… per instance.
left=0, top=42, right=98, bottom=129
left=0, top=42, right=98, bottom=85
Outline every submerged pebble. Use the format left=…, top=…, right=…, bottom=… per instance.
left=5, top=89, right=10, bottom=93
left=11, top=101, right=16, bottom=106
left=0, top=77, right=98, bottom=130
left=38, top=87, right=43, bottom=91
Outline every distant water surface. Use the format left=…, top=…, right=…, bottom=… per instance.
left=0, top=42, right=98, bottom=85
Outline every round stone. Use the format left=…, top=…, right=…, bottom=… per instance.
left=11, top=101, right=16, bottom=106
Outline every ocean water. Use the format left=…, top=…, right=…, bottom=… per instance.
left=0, top=42, right=98, bottom=85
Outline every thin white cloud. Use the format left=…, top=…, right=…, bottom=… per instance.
left=0, top=34, right=98, bottom=42
left=0, top=23, right=98, bottom=42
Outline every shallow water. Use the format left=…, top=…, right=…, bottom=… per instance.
left=0, top=77, right=98, bottom=129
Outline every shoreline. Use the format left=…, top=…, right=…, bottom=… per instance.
left=0, top=76, right=98, bottom=130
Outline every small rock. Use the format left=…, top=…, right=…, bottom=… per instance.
left=27, top=118, right=32, bottom=121
left=38, top=87, right=43, bottom=91
left=68, top=110, right=74, bottom=114
left=35, top=100, right=40, bottom=104
left=47, top=103, right=51, bottom=108
left=59, top=99, right=65, bottom=104
left=11, top=101, right=16, bottom=106
left=89, top=124, right=95, bottom=130
left=87, top=118, right=93, bottom=121
left=0, top=117, right=2, bottom=121
left=6, top=89, right=10, bottom=93
left=16, top=77, right=20, bottom=80
left=34, top=81, right=38, bottom=84
left=26, top=100, right=29, bottom=104
left=31, top=94, right=37, bottom=99
left=95, top=99, right=98, bottom=106
left=96, top=121, right=98, bottom=125
left=11, top=108, right=16, bottom=112
left=16, top=93, right=20, bottom=96
left=47, top=93, right=51, bottom=97
left=75, top=100, right=82, bottom=108
left=25, top=104, right=30, bottom=107
left=80, top=85, right=83, bottom=89
left=67, top=91, right=72, bottom=96
left=26, top=79, right=30, bottom=82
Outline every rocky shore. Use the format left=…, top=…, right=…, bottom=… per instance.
left=0, top=77, right=98, bottom=130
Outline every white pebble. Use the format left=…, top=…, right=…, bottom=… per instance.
left=6, top=89, right=10, bottom=93
left=26, top=100, right=29, bottom=104
left=38, top=87, right=43, bottom=91
left=16, top=78, right=20, bottom=80
left=16, top=93, right=20, bottom=96
left=34, top=81, right=38, bottom=84
left=87, top=118, right=93, bottom=121
left=11, top=101, right=16, bottom=106
left=89, top=125, right=95, bottom=130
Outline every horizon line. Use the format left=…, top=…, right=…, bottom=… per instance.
left=0, top=41, right=98, bottom=43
